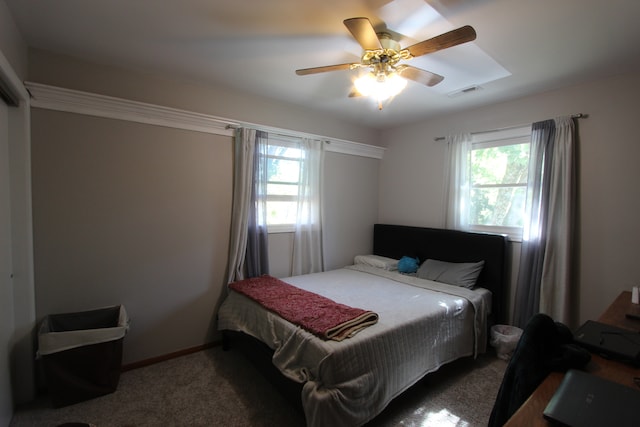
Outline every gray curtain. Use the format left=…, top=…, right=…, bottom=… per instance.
left=514, top=117, right=576, bottom=327
left=245, top=130, right=269, bottom=277
left=227, top=128, right=269, bottom=283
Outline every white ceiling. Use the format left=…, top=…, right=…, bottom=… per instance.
left=6, top=0, right=640, bottom=129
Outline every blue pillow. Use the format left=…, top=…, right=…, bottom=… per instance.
left=397, top=256, right=420, bottom=274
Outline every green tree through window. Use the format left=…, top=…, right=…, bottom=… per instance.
left=471, top=142, right=529, bottom=227
left=466, top=126, right=531, bottom=239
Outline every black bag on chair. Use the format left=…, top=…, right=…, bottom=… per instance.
left=488, top=313, right=590, bottom=427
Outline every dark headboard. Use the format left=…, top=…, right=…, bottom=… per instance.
left=373, top=224, right=509, bottom=324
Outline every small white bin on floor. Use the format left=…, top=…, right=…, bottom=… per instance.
left=490, top=324, right=523, bottom=360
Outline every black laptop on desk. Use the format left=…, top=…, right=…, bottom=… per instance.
left=573, top=320, right=640, bottom=365
left=543, top=369, right=640, bottom=427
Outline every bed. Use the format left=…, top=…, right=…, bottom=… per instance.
left=218, top=224, right=508, bottom=426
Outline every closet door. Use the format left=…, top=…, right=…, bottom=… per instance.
left=0, top=96, right=13, bottom=424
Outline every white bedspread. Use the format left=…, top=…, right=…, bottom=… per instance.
left=217, top=265, right=491, bottom=427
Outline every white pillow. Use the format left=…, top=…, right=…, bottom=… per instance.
left=354, top=254, right=399, bottom=271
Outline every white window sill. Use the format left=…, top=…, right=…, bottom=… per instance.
left=468, top=225, right=522, bottom=243
left=268, top=224, right=295, bottom=234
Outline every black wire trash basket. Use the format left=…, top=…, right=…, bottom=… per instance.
left=37, top=305, right=129, bottom=407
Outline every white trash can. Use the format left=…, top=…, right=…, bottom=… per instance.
left=490, top=324, right=523, bottom=360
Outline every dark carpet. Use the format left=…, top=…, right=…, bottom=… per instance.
left=10, top=345, right=506, bottom=426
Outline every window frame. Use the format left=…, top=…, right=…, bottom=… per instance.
left=467, top=126, right=531, bottom=241
left=263, top=135, right=303, bottom=234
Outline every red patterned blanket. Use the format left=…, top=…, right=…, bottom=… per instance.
left=229, top=275, right=378, bottom=341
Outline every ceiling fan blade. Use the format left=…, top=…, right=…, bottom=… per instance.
left=343, top=17, right=383, bottom=51
left=295, top=63, right=355, bottom=76
left=397, top=65, right=444, bottom=87
left=405, top=25, right=476, bottom=58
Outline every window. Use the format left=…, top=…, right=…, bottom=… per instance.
left=264, top=136, right=304, bottom=232
left=468, top=126, right=531, bottom=240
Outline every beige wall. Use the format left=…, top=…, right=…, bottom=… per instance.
left=322, top=151, right=380, bottom=271
left=378, top=72, right=640, bottom=327
left=0, top=1, right=27, bottom=80
left=31, top=110, right=233, bottom=363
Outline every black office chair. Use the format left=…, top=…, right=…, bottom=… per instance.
left=488, top=313, right=590, bottom=427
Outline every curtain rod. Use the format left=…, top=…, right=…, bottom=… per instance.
left=225, top=123, right=352, bottom=145
left=226, top=124, right=307, bottom=143
left=433, top=113, right=587, bottom=142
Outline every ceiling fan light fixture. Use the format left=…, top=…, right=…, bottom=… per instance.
left=354, top=72, right=407, bottom=102
left=296, top=18, right=476, bottom=110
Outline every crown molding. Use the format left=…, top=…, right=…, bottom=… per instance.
left=24, top=82, right=385, bottom=159
left=325, top=139, right=384, bottom=159
left=25, top=82, right=234, bottom=136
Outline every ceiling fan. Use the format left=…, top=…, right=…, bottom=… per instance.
left=295, top=17, right=476, bottom=109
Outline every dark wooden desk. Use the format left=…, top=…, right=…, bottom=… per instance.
left=504, top=291, right=640, bottom=427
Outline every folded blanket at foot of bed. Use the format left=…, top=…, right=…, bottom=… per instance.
left=228, top=275, right=378, bottom=341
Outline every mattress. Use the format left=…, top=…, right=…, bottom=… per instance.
left=217, top=264, right=491, bottom=427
